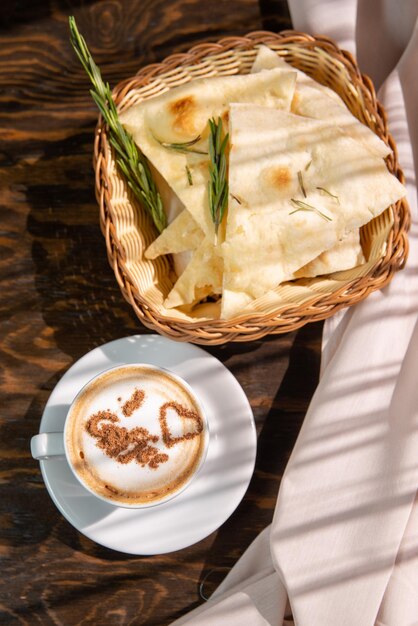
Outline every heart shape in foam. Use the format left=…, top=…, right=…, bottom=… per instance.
left=159, top=401, right=204, bottom=448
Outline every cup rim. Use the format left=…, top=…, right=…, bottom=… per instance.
left=63, top=362, right=209, bottom=509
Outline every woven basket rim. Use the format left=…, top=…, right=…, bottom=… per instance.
left=93, top=29, right=410, bottom=344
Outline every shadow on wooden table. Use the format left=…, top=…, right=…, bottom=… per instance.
left=173, top=322, right=323, bottom=620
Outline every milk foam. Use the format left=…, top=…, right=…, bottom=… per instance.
left=66, top=366, right=206, bottom=505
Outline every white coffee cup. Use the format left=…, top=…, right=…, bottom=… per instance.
left=31, top=363, right=209, bottom=508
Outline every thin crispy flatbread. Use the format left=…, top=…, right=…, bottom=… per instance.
left=144, top=165, right=199, bottom=276
left=251, top=45, right=390, bottom=158
left=145, top=210, right=203, bottom=259
left=126, top=69, right=297, bottom=310
left=149, top=47, right=372, bottom=287
left=252, top=45, right=342, bottom=103
left=120, top=68, right=297, bottom=239
left=164, top=238, right=223, bottom=309
left=221, top=104, right=405, bottom=318
left=294, top=230, right=364, bottom=278
left=252, top=46, right=377, bottom=280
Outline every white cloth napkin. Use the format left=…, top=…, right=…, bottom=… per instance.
left=171, top=1, right=418, bottom=624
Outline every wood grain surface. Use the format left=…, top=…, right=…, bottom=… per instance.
left=0, top=1, right=323, bottom=624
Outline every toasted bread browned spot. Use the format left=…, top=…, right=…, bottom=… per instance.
left=267, top=165, right=292, bottom=189
left=169, top=96, right=197, bottom=134
left=290, top=90, right=300, bottom=113
left=197, top=160, right=210, bottom=171
left=221, top=110, right=229, bottom=126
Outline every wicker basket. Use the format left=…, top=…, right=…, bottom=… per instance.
left=94, top=30, right=409, bottom=345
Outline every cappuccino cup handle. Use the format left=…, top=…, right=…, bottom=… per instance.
left=31, top=432, right=65, bottom=460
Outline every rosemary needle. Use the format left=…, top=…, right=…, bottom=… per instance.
left=297, top=170, right=307, bottom=198
left=289, top=198, right=332, bottom=222
left=153, top=134, right=208, bottom=155
left=69, top=16, right=167, bottom=233
left=186, top=165, right=193, bottom=186
left=230, top=193, right=242, bottom=205
left=316, top=186, right=340, bottom=202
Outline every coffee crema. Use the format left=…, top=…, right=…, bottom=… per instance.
left=65, top=365, right=207, bottom=506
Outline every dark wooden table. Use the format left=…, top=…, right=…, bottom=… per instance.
left=0, top=2, right=323, bottom=624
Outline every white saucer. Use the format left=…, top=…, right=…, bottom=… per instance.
left=38, top=335, right=256, bottom=554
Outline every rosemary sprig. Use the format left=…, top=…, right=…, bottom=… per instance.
left=316, top=186, right=339, bottom=202
left=289, top=198, right=332, bottom=222
left=297, top=170, right=307, bottom=198
left=208, top=117, right=229, bottom=239
left=153, top=134, right=207, bottom=155
left=186, top=165, right=193, bottom=186
left=69, top=16, right=166, bottom=233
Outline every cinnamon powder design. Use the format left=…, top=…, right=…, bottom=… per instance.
left=84, top=391, right=203, bottom=469
left=85, top=409, right=169, bottom=469
left=121, top=388, right=145, bottom=416
left=159, top=401, right=203, bottom=448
